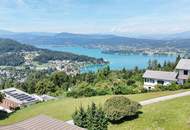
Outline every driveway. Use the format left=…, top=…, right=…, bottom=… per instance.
left=140, top=91, right=190, bottom=106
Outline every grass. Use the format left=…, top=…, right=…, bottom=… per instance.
left=0, top=89, right=189, bottom=129
left=109, top=95, right=190, bottom=130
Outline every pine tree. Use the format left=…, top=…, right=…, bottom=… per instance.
left=87, top=103, right=108, bottom=130
left=72, top=105, right=88, bottom=128
left=73, top=102, right=108, bottom=130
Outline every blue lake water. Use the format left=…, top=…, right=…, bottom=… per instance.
left=36, top=45, right=176, bottom=71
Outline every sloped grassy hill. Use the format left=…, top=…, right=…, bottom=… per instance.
left=0, top=89, right=189, bottom=130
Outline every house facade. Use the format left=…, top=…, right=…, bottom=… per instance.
left=143, top=59, right=190, bottom=89
left=143, top=70, right=177, bottom=90
left=175, top=59, right=190, bottom=85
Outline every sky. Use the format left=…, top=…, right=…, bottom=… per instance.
left=0, top=0, right=190, bottom=35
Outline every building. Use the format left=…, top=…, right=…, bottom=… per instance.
left=0, top=88, right=40, bottom=113
left=0, top=115, right=85, bottom=130
left=143, top=70, right=178, bottom=90
left=175, top=59, right=190, bottom=85
left=143, top=59, right=190, bottom=89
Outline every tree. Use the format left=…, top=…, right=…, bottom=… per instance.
left=72, top=105, right=88, bottom=128
left=0, top=92, right=4, bottom=103
left=86, top=102, right=108, bottom=130
left=73, top=102, right=108, bottom=130
left=50, top=71, right=71, bottom=91
left=104, top=96, right=142, bottom=122
left=35, top=78, right=56, bottom=95
left=175, top=55, right=181, bottom=66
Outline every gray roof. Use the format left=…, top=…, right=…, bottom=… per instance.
left=0, top=115, right=85, bottom=130
left=176, top=59, right=190, bottom=70
left=143, top=70, right=177, bottom=81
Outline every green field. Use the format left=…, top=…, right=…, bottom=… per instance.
left=0, top=89, right=190, bottom=130
left=109, top=95, right=190, bottom=130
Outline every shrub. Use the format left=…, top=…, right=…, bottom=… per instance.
left=86, top=103, right=108, bottom=130
left=96, top=87, right=111, bottom=96
left=112, top=85, right=138, bottom=95
left=184, top=78, right=190, bottom=89
left=72, top=106, right=88, bottom=128
left=0, top=110, right=9, bottom=120
left=167, top=82, right=181, bottom=91
left=158, top=82, right=181, bottom=91
left=67, top=86, right=97, bottom=98
left=72, top=103, right=108, bottom=130
left=126, top=79, right=136, bottom=86
left=104, top=96, right=142, bottom=122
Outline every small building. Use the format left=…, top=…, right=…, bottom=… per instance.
left=143, top=70, right=177, bottom=90
left=175, top=59, right=190, bottom=85
left=0, top=88, right=40, bottom=113
left=143, top=59, right=190, bottom=89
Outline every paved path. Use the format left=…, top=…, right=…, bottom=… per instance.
left=140, top=91, right=190, bottom=106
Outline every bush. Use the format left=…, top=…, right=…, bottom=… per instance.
left=112, top=85, right=138, bottom=95
left=72, top=103, right=108, bottom=130
left=157, top=82, right=181, bottom=91
left=67, top=86, right=97, bottom=98
left=0, top=110, right=9, bottom=120
left=104, top=96, right=142, bottom=122
left=126, top=79, right=136, bottom=86
left=184, top=78, right=190, bottom=89
left=96, top=87, right=111, bottom=96
left=72, top=106, right=88, bottom=128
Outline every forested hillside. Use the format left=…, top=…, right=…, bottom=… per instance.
left=0, top=38, right=106, bottom=66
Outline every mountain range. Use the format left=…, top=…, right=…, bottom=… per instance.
left=0, top=29, right=190, bottom=49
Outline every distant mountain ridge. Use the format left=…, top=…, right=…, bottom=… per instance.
left=0, top=30, right=190, bottom=49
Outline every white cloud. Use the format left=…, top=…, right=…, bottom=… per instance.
left=111, top=14, right=190, bottom=35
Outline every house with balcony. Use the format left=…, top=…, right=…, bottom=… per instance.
left=143, top=59, right=190, bottom=89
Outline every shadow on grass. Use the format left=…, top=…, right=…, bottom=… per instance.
left=109, top=111, right=143, bottom=124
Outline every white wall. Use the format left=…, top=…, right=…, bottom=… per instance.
left=176, top=69, right=190, bottom=85
left=144, top=78, right=172, bottom=90
left=178, top=69, right=190, bottom=77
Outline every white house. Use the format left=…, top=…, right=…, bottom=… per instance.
left=143, top=70, right=178, bottom=90
left=143, top=59, right=190, bottom=89
left=175, top=59, right=190, bottom=85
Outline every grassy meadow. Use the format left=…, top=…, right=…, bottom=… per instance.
left=0, top=89, right=190, bottom=130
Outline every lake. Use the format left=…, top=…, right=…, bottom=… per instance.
left=36, top=45, right=176, bottom=71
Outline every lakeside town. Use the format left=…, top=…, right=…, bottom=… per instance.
left=101, top=45, right=189, bottom=56
left=1, top=0, right=190, bottom=130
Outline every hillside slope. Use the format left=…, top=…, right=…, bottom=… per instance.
left=0, top=38, right=106, bottom=66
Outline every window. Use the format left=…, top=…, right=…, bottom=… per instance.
left=184, top=70, right=188, bottom=75
left=150, top=79, right=155, bottom=83
left=157, top=80, right=164, bottom=85
left=145, top=78, right=155, bottom=83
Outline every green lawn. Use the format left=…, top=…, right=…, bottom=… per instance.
left=109, top=95, right=190, bottom=130
left=0, top=89, right=190, bottom=130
